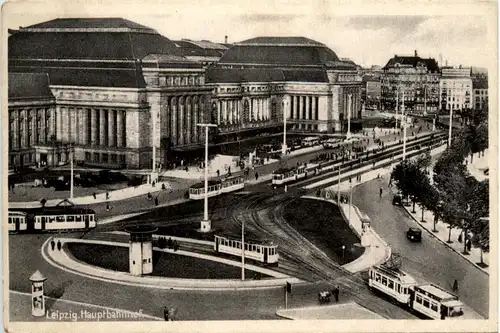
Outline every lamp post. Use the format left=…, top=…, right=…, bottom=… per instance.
left=349, top=179, right=353, bottom=227
left=197, top=123, right=217, bottom=233
left=241, top=214, right=245, bottom=281
left=151, top=107, right=158, bottom=184
left=346, top=94, right=352, bottom=140
left=342, top=245, right=345, bottom=260
left=395, top=87, right=399, bottom=130
left=448, top=106, right=453, bottom=147
left=70, top=143, right=74, bottom=199
left=337, top=163, right=341, bottom=204
left=282, top=98, right=288, bottom=155
left=402, top=90, right=407, bottom=161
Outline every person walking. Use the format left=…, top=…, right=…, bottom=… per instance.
left=452, top=279, right=459, bottom=293
left=57, top=240, right=62, bottom=251
left=333, top=286, right=340, bottom=302
left=255, top=172, right=259, bottom=181
left=155, top=197, right=159, bottom=206
left=50, top=240, right=56, bottom=251
left=379, top=188, right=383, bottom=197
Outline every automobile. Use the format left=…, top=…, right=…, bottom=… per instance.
left=406, top=227, right=422, bottom=242
left=392, top=194, right=403, bottom=205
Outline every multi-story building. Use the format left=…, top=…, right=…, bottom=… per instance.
left=439, top=66, right=472, bottom=112
left=472, top=76, right=488, bottom=111
left=381, top=51, right=440, bottom=114
left=8, top=19, right=362, bottom=169
left=206, top=37, right=362, bottom=139
left=361, top=75, right=382, bottom=110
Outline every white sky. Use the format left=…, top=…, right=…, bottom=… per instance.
left=3, top=0, right=497, bottom=70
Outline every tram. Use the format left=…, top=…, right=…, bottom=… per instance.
left=8, top=205, right=97, bottom=233
left=214, top=234, right=279, bottom=265
left=271, top=165, right=307, bottom=186
left=368, top=264, right=465, bottom=319
left=8, top=211, right=28, bottom=233
left=188, top=175, right=245, bottom=200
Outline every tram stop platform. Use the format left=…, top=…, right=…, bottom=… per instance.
left=276, top=302, right=385, bottom=320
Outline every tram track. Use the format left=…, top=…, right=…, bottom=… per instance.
left=226, top=193, right=416, bottom=319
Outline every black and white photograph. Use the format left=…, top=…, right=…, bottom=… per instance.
left=3, top=0, right=498, bottom=332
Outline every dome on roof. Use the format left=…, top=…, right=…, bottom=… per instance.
left=218, top=37, right=339, bottom=67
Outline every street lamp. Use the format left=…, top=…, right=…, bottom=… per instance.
left=70, top=143, right=74, bottom=199
left=348, top=177, right=353, bottom=226
left=346, top=94, right=352, bottom=140
left=282, top=98, right=288, bottom=155
left=448, top=105, right=453, bottom=147
left=342, top=245, right=345, bottom=260
left=151, top=107, right=159, bottom=184
left=197, top=123, right=217, bottom=233
left=402, top=90, right=407, bottom=161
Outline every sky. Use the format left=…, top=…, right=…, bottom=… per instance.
left=4, top=0, right=496, bottom=70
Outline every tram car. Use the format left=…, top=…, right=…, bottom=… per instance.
left=8, top=211, right=28, bottom=233
left=368, top=265, right=465, bottom=320
left=214, top=234, right=279, bottom=265
left=271, top=165, right=307, bottom=186
left=8, top=204, right=97, bottom=233
left=188, top=176, right=245, bottom=200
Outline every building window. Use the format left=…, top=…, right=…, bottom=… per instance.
left=93, top=153, right=99, bottom=163
left=102, top=153, right=109, bottom=163
left=85, top=152, right=91, bottom=161
left=111, top=154, right=117, bottom=164
left=315, top=97, right=319, bottom=120
left=308, top=96, right=313, bottom=119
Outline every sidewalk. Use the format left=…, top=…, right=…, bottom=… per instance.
left=275, top=302, right=385, bottom=320
left=402, top=202, right=489, bottom=274
left=466, top=149, right=489, bottom=182
left=9, top=291, right=162, bottom=322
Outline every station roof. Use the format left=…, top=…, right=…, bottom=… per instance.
left=8, top=73, right=55, bottom=101
left=8, top=18, right=199, bottom=88
left=217, top=36, right=340, bottom=67
left=206, top=67, right=328, bottom=83
left=173, top=39, right=229, bottom=58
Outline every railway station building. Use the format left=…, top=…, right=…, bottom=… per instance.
left=8, top=18, right=362, bottom=170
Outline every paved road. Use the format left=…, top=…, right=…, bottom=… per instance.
left=352, top=176, right=489, bottom=318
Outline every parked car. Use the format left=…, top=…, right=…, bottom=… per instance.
left=406, top=227, right=422, bottom=242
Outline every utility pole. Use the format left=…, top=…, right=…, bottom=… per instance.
left=282, top=98, right=288, bottom=155
left=402, top=90, right=407, bottom=161
left=448, top=106, right=453, bottom=147
left=197, top=123, right=217, bottom=232
left=70, top=143, right=74, bottom=199
left=395, top=88, right=399, bottom=130
left=241, top=216, right=245, bottom=281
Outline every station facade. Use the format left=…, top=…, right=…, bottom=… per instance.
left=8, top=18, right=361, bottom=169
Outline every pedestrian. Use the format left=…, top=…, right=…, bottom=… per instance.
left=452, top=279, right=459, bottom=293
left=467, top=239, right=472, bottom=252
left=147, top=192, right=152, bottom=201
left=163, top=307, right=169, bottom=321
left=57, top=241, right=62, bottom=251
left=379, top=188, right=383, bottom=197
left=333, top=286, right=340, bottom=302
left=106, top=203, right=110, bottom=212
left=50, top=240, right=56, bottom=251
left=284, top=185, right=288, bottom=193
left=167, top=237, right=173, bottom=249
left=93, top=192, right=97, bottom=200
left=458, top=233, right=463, bottom=243
left=106, top=192, right=110, bottom=200
left=155, top=197, right=159, bottom=206
left=255, top=172, right=259, bottom=181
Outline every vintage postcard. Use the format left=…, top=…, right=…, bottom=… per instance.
left=2, top=0, right=498, bottom=332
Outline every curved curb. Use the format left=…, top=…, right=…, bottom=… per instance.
left=402, top=206, right=489, bottom=275
left=301, top=195, right=392, bottom=270
left=42, top=237, right=303, bottom=291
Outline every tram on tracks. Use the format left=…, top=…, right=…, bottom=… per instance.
left=214, top=234, right=279, bottom=265
left=8, top=200, right=97, bottom=233
left=188, top=175, right=245, bottom=200
left=368, top=264, right=465, bottom=319
left=272, top=164, right=307, bottom=187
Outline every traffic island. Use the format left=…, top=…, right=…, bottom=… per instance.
left=66, top=243, right=272, bottom=280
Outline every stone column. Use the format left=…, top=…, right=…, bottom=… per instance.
left=311, top=97, right=317, bottom=120
left=82, top=109, right=88, bottom=145
left=116, top=110, right=123, bottom=147
left=186, top=97, right=192, bottom=144
left=108, top=110, right=116, bottom=147
left=179, top=98, right=185, bottom=145
left=99, top=109, right=106, bottom=146
left=192, top=97, right=198, bottom=142
left=90, top=109, right=97, bottom=146
left=170, top=99, right=176, bottom=146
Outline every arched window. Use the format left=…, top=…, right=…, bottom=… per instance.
left=244, top=100, right=250, bottom=122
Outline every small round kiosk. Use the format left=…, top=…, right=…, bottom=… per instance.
left=125, top=226, right=158, bottom=276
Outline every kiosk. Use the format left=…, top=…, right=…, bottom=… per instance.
left=29, top=270, right=47, bottom=317
left=125, top=226, right=158, bottom=276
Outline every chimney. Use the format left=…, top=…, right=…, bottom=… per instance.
left=225, top=35, right=228, bottom=44
left=414, top=50, right=418, bottom=57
